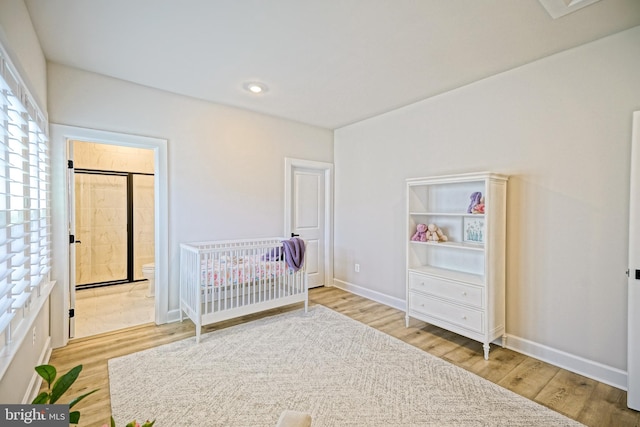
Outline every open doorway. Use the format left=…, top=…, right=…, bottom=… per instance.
left=49, top=124, right=169, bottom=349
left=69, top=140, right=156, bottom=338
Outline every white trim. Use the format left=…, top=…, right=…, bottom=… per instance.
left=332, top=279, right=406, bottom=311
left=284, top=158, right=334, bottom=287
left=506, top=334, right=627, bottom=391
left=333, top=281, right=627, bottom=390
left=49, top=124, right=169, bottom=348
left=628, top=110, right=640, bottom=409
left=166, top=309, right=182, bottom=324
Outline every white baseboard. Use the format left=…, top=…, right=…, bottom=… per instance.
left=331, top=278, right=628, bottom=391
left=166, top=308, right=183, bottom=324
left=332, top=279, right=406, bottom=311
left=505, top=334, right=627, bottom=391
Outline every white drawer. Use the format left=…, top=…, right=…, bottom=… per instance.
left=408, top=272, right=483, bottom=308
left=409, top=291, right=484, bottom=333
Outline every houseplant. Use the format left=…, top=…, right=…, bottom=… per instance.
left=32, top=364, right=97, bottom=424
left=32, top=363, right=155, bottom=426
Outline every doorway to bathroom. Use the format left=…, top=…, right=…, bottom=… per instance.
left=69, top=140, right=156, bottom=338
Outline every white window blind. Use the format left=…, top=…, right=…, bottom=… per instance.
left=0, top=49, right=50, bottom=346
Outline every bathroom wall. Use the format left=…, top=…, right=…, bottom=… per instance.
left=133, top=174, right=155, bottom=280
left=73, top=140, right=154, bottom=173
left=72, top=141, right=155, bottom=285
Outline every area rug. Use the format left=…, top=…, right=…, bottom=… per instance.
left=109, top=306, right=583, bottom=426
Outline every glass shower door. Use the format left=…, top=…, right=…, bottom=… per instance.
left=74, top=173, right=128, bottom=287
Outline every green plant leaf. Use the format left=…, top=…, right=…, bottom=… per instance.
left=50, top=365, right=82, bottom=403
left=110, top=416, right=116, bottom=427
left=31, top=391, right=50, bottom=404
left=125, top=420, right=137, bottom=427
left=69, top=388, right=98, bottom=408
left=141, top=421, right=156, bottom=427
left=69, top=410, right=80, bottom=424
left=34, top=365, right=57, bottom=389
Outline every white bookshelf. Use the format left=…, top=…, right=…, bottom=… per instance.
left=406, top=172, right=508, bottom=359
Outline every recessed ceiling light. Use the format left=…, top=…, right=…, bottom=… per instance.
left=243, top=82, right=268, bottom=94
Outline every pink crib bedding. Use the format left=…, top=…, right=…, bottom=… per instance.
left=201, top=254, right=288, bottom=287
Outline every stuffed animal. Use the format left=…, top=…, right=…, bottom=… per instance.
left=468, top=192, right=483, bottom=213
left=472, top=196, right=485, bottom=214
left=426, top=223, right=448, bottom=242
left=411, top=223, right=428, bottom=242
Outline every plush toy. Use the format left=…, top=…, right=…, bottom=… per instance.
left=411, top=223, right=428, bottom=242
left=468, top=192, right=483, bottom=214
left=425, top=223, right=448, bottom=242
left=472, top=196, right=485, bottom=214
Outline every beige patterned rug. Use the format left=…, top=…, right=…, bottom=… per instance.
left=109, top=305, right=583, bottom=426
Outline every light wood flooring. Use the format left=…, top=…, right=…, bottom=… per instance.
left=46, top=286, right=639, bottom=427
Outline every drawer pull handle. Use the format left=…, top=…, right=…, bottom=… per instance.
left=462, top=292, right=467, bottom=296
left=462, top=315, right=467, bottom=320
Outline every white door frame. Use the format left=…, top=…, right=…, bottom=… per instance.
left=49, top=124, right=169, bottom=348
left=67, top=142, right=77, bottom=338
left=284, top=158, right=333, bottom=287
left=628, top=111, right=640, bottom=410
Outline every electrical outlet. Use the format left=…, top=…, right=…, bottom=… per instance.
left=355, top=263, right=360, bottom=273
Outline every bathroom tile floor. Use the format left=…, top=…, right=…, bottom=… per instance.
left=73, top=281, right=155, bottom=339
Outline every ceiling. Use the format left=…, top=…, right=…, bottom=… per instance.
left=24, top=0, right=640, bottom=130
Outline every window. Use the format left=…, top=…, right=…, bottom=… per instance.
left=0, top=47, right=51, bottom=347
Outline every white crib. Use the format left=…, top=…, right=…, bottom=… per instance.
left=180, top=237, right=308, bottom=343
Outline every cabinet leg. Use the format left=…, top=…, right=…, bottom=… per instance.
left=483, top=343, right=490, bottom=360
left=501, top=334, right=507, bottom=348
left=405, top=314, right=410, bottom=328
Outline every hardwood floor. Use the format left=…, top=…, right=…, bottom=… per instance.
left=46, top=286, right=639, bottom=427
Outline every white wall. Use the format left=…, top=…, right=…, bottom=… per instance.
left=0, top=0, right=46, bottom=109
left=0, top=0, right=50, bottom=403
left=47, top=63, right=334, bottom=316
left=334, top=26, right=640, bottom=385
